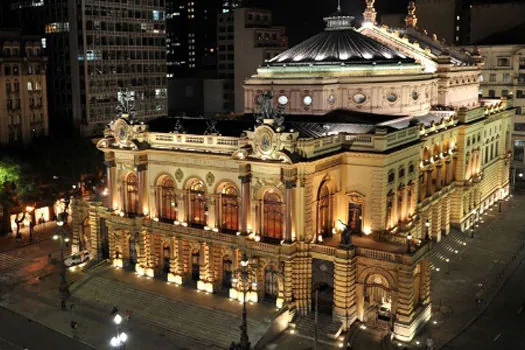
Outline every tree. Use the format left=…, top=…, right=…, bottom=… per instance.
left=0, top=157, right=36, bottom=234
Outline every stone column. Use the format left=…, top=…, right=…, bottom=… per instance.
left=333, top=252, right=357, bottom=330
left=238, top=164, right=251, bottom=234
left=445, top=159, right=451, bottom=185
left=393, top=266, right=416, bottom=342
left=435, top=163, right=443, bottom=190
left=292, top=254, right=312, bottom=315
left=432, top=204, right=442, bottom=242
left=419, top=174, right=425, bottom=202
left=136, top=163, right=147, bottom=216
left=104, top=153, right=116, bottom=211
left=284, top=180, right=295, bottom=243
left=168, top=236, right=183, bottom=284
left=283, top=260, right=293, bottom=304
left=419, top=259, right=431, bottom=306
left=426, top=169, right=433, bottom=197
left=441, top=195, right=450, bottom=236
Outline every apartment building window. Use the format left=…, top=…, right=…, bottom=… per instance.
left=489, top=73, right=496, bottom=82
left=520, top=57, right=525, bottom=69
left=488, top=90, right=496, bottom=98
left=518, top=90, right=525, bottom=98
left=516, top=107, right=522, bottom=115
left=503, top=73, right=512, bottom=83
left=519, top=74, right=525, bottom=84
left=502, top=89, right=509, bottom=98
left=45, top=22, right=69, bottom=33
left=515, top=123, right=525, bottom=132
left=497, top=57, right=510, bottom=67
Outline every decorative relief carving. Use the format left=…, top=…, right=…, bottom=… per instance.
left=206, top=172, right=215, bottom=187
left=175, top=168, right=184, bottom=182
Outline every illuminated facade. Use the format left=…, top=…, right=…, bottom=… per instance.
left=72, top=3, right=512, bottom=343
left=0, top=30, right=48, bottom=144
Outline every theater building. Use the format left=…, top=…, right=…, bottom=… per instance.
left=72, top=2, right=512, bottom=342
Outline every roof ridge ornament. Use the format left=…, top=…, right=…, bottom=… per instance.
left=255, top=91, right=285, bottom=130
left=405, top=1, right=418, bottom=29
left=116, top=88, right=136, bottom=120
left=363, top=0, right=377, bottom=26
left=323, top=0, right=354, bottom=30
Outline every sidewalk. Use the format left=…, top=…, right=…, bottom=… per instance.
left=0, top=221, right=61, bottom=253
left=404, top=194, right=525, bottom=349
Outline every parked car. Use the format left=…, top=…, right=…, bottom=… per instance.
left=64, top=250, right=90, bottom=267
left=378, top=306, right=391, bottom=321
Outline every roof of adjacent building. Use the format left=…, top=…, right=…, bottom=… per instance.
left=267, top=14, right=415, bottom=66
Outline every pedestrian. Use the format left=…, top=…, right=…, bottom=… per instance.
left=47, top=253, right=52, bottom=264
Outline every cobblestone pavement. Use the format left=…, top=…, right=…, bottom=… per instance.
left=397, top=193, right=525, bottom=349
left=0, top=253, right=24, bottom=271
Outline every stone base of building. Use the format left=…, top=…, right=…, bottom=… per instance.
left=167, top=273, right=183, bottom=285
left=393, top=303, right=431, bottom=342
left=197, top=280, right=214, bottom=293
left=112, top=258, right=123, bottom=268
left=229, top=288, right=259, bottom=303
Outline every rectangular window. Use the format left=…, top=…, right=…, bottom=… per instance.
left=489, top=73, right=497, bottom=82
left=488, top=90, right=496, bottom=98
left=502, top=89, right=509, bottom=97
left=517, top=90, right=525, bottom=99
left=515, top=123, right=525, bottom=131
left=45, top=22, right=69, bottom=33
left=503, top=73, right=512, bottom=83
left=497, top=57, right=510, bottom=67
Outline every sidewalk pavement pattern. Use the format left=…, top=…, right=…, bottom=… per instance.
left=409, top=195, right=525, bottom=349
left=0, top=253, right=23, bottom=271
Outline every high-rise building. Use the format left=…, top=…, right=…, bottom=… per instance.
left=36, top=0, right=167, bottom=137
left=412, top=0, right=525, bottom=45
left=166, top=0, right=223, bottom=79
left=0, top=30, right=48, bottom=145
left=217, top=7, right=287, bottom=113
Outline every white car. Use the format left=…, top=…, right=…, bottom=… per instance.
left=64, top=250, right=90, bottom=267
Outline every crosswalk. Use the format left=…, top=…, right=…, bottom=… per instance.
left=0, top=253, right=23, bottom=272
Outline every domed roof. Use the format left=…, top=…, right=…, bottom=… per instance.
left=268, top=13, right=415, bottom=66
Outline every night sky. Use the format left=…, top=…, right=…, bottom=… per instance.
left=249, top=0, right=411, bottom=45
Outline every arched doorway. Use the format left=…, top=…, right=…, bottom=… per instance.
left=191, top=249, right=200, bottom=281
left=262, top=191, right=283, bottom=241
left=264, top=266, right=279, bottom=302
left=125, top=173, right=139, bottom=216
left=220, top=185, right=239, bottom=232
left=80, top=217, right=91, bottom=252
left=156, top=176, right=177, bottom=221
left=189, top=180, right=206, bottom=226
left=162, top=244, right=170, bottom=276
left=222, top=257, right=232, bottom=289
left=317, top=183, right=332, bottom=238
left=364, top=274, right=392, bottom=324
left=128, top=233, right=137, bottom=270
left=311, top=259, right=334, bottom=315
left=99, top=218, right=110, bottom=260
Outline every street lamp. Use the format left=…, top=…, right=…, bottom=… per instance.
left=110, top=310, right=128, bottom=349
left=230, top=253, right=252, bottom=350
left=54, top=213, right=70, bottom=310
left=425, top=219, right=430, bottom=240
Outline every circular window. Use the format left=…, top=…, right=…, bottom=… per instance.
left=412, top=91, right=419, bottom=100
left=353, top=93, right=367, bottom=104
left=278, top=95, right=288, bottom=105
left=386, top=92, right=397, bottom=103
left=303, top=95, right=313, bottom=106
left=328, top=94, right=336, bottom=105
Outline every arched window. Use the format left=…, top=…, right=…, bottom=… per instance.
left=125, top=173, right=139, bottom=215
left=189, top=179, right=206, bottom=226
left=220, top=185, right=239, bottom=232
left=156, top=176, right=177, bottom=221
left=317, top=183, right=331, bottom=237
left=263, top=191, right=283, bottom=240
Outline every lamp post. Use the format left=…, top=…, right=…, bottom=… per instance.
left=53, top=214, right=70, bottom=310
left=110, top=309, right=128, bottom=350
left=230, top=253, right=252, bottom=350
left=425, top=219, right=430, bottom=240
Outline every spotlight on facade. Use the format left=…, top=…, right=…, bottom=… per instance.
left=53, top=235, right=59, bottom=240
left=113, top=313, right=123, bottom=325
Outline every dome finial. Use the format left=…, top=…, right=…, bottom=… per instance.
left=337, top=0, right=341, bottom=12
left=405, top=1, right=418, bottom=28
left=363, top=0, right=377, bottom=25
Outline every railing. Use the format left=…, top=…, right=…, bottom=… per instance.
left=356, top=247, right=401, bottom=263
left=144, top=219, right=238, bottom=244
left=311, top=244, right=337, bottom=256
left=147, top=132, right=240, bottom=153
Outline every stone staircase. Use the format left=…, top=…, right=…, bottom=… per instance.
left=73, top=276, right=272, bottom=349
left=429, top=229, right=469, bottom=272
left=289, top=313, right=344, bottom=346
